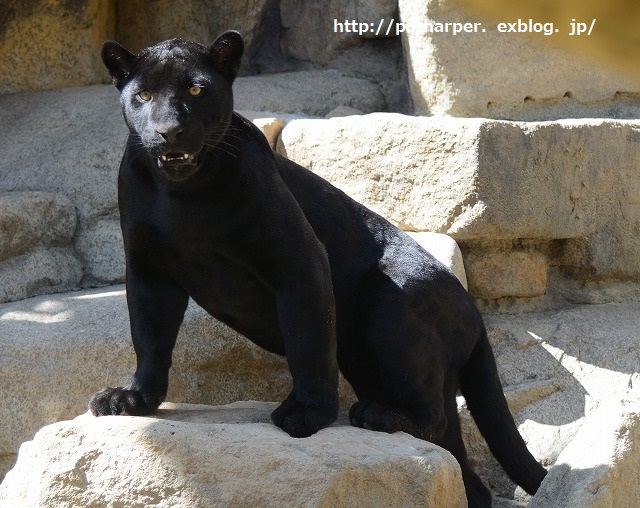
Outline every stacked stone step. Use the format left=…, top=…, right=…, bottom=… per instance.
left=1, top=286, right=639, bottom=506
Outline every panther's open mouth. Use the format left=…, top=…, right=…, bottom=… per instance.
left=159, top=152, right=196, bottom=164
left=156, top=151, right=200, bottom=181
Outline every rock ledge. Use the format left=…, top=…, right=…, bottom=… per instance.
left=0, top=401, right=466, bottom=508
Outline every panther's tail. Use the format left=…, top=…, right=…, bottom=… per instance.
left=459, top=328, right=547, bottom=495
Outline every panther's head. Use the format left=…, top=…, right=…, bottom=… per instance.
left=102, top=31, right=244, bottom=182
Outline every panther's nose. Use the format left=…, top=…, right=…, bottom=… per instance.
left=156, top=123, right=183, bottom=144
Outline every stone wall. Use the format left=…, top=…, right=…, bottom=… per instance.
left=1, top=0, right=638, bottom=304
left=1, top=1, right=640, bottom=505
left=0, top=0, right=406, bottom=98
left=0, top=0, right=112, bottom=94
left=399, top=0, right=639, bottom=118
left=0, top=0, right=272, bottom=94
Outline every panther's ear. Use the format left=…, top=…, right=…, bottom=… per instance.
left=209, top=31, right=244, bottom=82
left=101, top=41, right=137, bottom=90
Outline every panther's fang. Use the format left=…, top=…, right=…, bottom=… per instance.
left=160, top=153, right=191, bottom=162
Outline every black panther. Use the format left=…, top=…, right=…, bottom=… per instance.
left=89, top=31, right=546, bottom=506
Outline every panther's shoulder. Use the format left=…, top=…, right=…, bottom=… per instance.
left=231, top=113, right=273, bottom=152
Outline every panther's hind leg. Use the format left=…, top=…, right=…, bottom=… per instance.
left=344, top=261, right=450, bottom=440
left=347, top=369, right=448, bottom=441
left=433, top=382, right=492, bottom=508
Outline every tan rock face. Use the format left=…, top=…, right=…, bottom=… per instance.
left=0, top=1, right=274, bottom=94
left=279, top=114, right=640, bottom=291
left=114, top=0, right=270, bottom=53
left=465, top=249, right=548, bottom=299
left=455, top=0, right=640, bottom=82
left=0, top=192, right=81, bottom=303
left=529, top=401, right=640, bottom=508
left=0, top=1, right=112, bottom=94
left=278, top=113, right=482, bottom=233
left=0, top=402, right=467, bottom=508
left=0, top=192, right=76, bottom=263
left=398, top=0, right=639, bottom=118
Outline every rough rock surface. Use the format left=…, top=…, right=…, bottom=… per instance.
left=398, top=0, right=639, bottom=118
left=279, top=0, right=400, bottom=64
left=74, top=217, right=124, bottom=283
left=462, top=300, right=640, bottom=499
left=464, top=249, right=548, bottom=299
left=234, top=70, right=386, bottom=115
left=278, top=113, right=482, bottom=233
left=0, top=248, right=83, bottom=304
left=0, top=85, right=125, bottom=268
left=0, top=192, right=76, bottom=262
left=2, top=286, right=638, bottom=505
left=113, top=0, right=270, bottom=55
left=0, top=402, right=467, bottom=508
left=0, top=192, right=82, bottom=303
left=0, top=1, right=112, bottom=94
left=529, top=401, right=640, bottom=508
left=279, top=114, right=640, bottom=292
left=0, top=0, right=277, bottom=94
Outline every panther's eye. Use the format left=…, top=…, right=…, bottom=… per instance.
left=138, top=90, right=152, bottom=102
left=188, top=85, right=203, bottom=96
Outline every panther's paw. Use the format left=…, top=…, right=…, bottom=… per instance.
left=349, top=400, right=405, bottom=433
left=271, top=398, right=337, bottom=438
left=88, top=387, right=156, bottom=417
left=349, top=400, right=447, bottom=440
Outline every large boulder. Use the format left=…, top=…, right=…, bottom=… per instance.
left=278, top=113, right=482, bottom=233
left=463, top=300, right=640, bottom=499
left=398, top=0, right=639, bottom=118
left=0, top=1, right=112, bottom=94
left=529, top=401, right=640, bottom=508
left=278, top=114, right=640, bottom=296
left=0, top=402, right=467, bottom=508
left=0, top=286, right=292, bottom=479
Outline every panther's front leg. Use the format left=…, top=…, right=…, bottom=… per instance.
left=89, top=267, right=189, bottom=417
left=268, top=249, right=340, bottom=437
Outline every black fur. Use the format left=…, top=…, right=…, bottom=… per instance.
left=89, top=31, right=546, bottom=506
